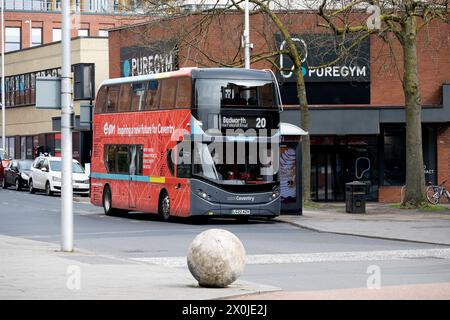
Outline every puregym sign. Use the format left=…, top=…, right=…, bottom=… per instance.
left=120, top=41, right=178, bottom=77
left=276, top=33, right=370, bottom=82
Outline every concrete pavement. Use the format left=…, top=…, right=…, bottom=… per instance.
left=0, top=234, right=278, bottom=300
left=231, top=282, right=450, bottom=300
left=277, top=203, right=450, bottom=245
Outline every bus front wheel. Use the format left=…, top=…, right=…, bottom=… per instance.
left=158, top=191, right=171, bottom=222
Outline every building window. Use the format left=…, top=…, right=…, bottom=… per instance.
left=5, top=27, right=21, bottom=52
left=383, top=126, right=406, bottom=186
left=98, top=30, right=109, bottom=37
left=52, top=28, right=62, bottom=42
left=31, top=27, right=42, bottom=47
left=78, top=29, right=89, bottom=37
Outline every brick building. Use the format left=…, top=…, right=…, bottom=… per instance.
left=107, top=12, right=450, bottom=203
left=0, top=0, right=145, bottom=164
left=1, top=0, right=144, bottom=52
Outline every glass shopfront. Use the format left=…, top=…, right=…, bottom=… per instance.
left=311, top=136, right=379, bottom=201
left=310, top=124, right=437, bottom=202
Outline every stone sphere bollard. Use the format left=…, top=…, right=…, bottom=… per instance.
left=187, top=228, right=246, bottom=288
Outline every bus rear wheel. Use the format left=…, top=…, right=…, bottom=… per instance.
left=158, top=191, right=171, bottom=222
left=103, top=186, right=122, bottom=216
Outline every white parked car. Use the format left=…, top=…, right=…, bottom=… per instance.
left=28, top=156, right=90, bottom=196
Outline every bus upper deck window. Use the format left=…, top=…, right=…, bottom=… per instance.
left=131, top=82, right=147, bottom=111
left=95, top=86, right=107, bottom=114
left=118, top=84, right=132, bottom=112
left=145, top=80, right=160, bottom=110
left=106, top=85, right=120, bottom=113
left=176, top=77, right=192, bottom=108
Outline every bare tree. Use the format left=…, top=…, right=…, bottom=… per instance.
left=315, top=0, right=448, bottom=207
left=132, top=0, right=316, bottom=204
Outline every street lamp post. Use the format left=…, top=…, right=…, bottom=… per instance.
left=61, top=0, right=73, bottom=252
left=243, top=0, right=251, bottom=69
left=1, top=0, right=5, bottom=152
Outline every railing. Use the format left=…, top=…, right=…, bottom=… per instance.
left=4, top=0, right=134, bottom=14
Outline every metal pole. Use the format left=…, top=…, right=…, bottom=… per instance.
left=61, top=0, right=73, bottom=252
left=1, top=0, right=5, bottom=153
left=29, top=20, right=32, bottom=48
left=243, top=0, right=250, bottom=69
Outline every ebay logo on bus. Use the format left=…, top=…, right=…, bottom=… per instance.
left=104, top=123, right=116, bottom=135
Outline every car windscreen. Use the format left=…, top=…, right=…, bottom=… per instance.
left=49, top=161, right=85, bottom=173
left=18, top=160, right=33, bottom=170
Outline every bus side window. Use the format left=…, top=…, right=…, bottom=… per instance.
left=118, top=83, right=132, bottom=112
left=176, top=77, right=192, bottom=108
left=167, top=149, right=175, bottom=176
left=160, top=78, right=177, bottom=109
left=106, top=85, right=120, bottom=113
left=145, top=80, right=160, bottom=110
left=117, top=146, right=129, bottom=174
left=105, top=145, right=117, bottom=172
left=176, top=147, right=191, bottom=178
left=95, top=86, right=107, bottom=114
left=131, top=82, right=146, bottom=112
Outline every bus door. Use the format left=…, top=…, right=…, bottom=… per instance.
left=172, top=144, right=191, bottom=216
left=128, top=145, right=138, bottom=209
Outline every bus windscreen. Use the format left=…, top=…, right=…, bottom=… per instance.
left=195, top=79, right=278, bottom=109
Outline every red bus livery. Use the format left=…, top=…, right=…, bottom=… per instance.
left=90, top=68, right=281, bottom=220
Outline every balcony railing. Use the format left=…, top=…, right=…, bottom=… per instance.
left=4, top=0, right=137, bottom=14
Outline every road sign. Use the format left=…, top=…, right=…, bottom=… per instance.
left=35, top=77, right=61, bottom=109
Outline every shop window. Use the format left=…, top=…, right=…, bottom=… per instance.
left=280, top=82, right=370, bottom=105
left=383, top=127, right=406, bottom=186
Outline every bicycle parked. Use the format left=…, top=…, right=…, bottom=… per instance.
left=426, top=180, right=450, bottom=204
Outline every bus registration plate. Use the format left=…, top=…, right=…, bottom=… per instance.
left=231, top=209, right=251, bottom=215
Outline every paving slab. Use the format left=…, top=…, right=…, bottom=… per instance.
left=0, top=235, right=278, bottom=300
left=277, top=203, right=450, bottom=245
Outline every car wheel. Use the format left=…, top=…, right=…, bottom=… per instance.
left=158, top=191, right=171, bottom=222
left=29, top=180, right=35, bottom=194
left=15, top=179, right=21, bottom=191
left=45, top=182, right=53, bottom=196
left=2, top=178, right=7, bottom=189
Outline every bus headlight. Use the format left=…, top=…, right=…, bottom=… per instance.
left=197, top=189, right=210, bottom=200
left=271, top=189, right=280, bottom=200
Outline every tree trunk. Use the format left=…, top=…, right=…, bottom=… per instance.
left=401, top=16, right=426, bottom=207
left=296, top=75, right=311, bottom=203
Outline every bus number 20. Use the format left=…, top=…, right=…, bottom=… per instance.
left=256, top=117, right=266, bottom=128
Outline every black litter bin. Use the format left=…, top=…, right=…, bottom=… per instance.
left=345, top=181, right=367, bottom=213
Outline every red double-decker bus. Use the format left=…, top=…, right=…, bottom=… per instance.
left=90, top=68, right=281, bottom=220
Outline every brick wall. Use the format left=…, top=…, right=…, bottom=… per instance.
left=109, top=12, right=450, bottom=106
left=4, top=11, right=143, bottom=50
left=437, top=126, right=450, bottom=203
left=379, top=186, right=403, bottom=203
